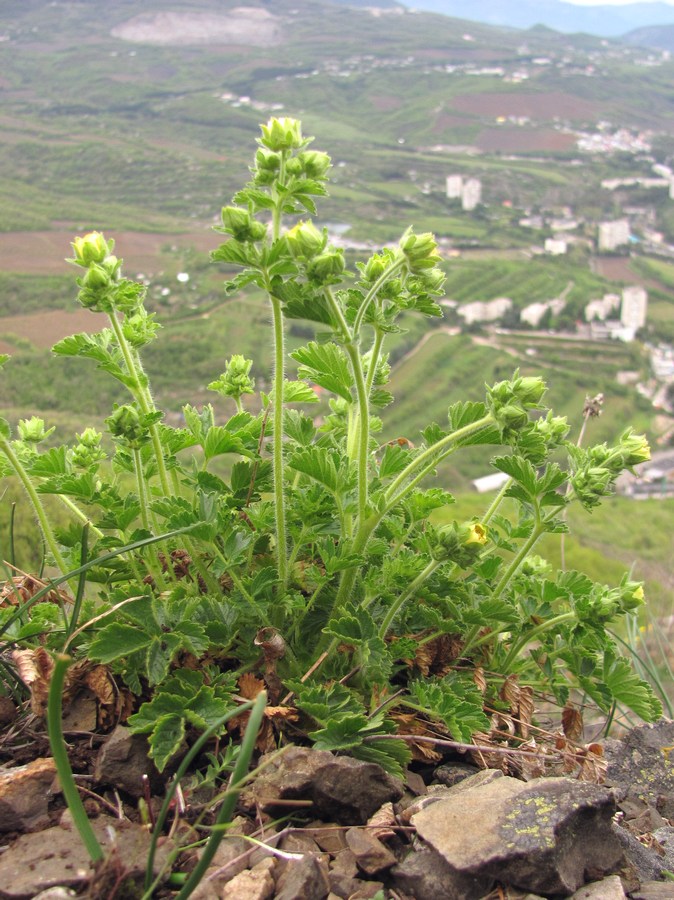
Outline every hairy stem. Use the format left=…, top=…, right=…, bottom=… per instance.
left=378, top=557, right=441, bottom=637
left=0, top=438, right=69, bottom=578
left=353, top=257, right=406, bottom=338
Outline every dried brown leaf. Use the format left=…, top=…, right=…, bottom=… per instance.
left=367, top=802, right=397, bottom=839
left=500, top=674, right=520, bottom=711
left=517, top=686, right=534, bottom=740
left=473, top=666, right=487, bottom=694
left=238, top=672, right=265, bottom=700
left=264, top=706, right=299, bottom=722
left=562, top=705, right=583, bottom=743
left=1, top=575, right=71, bottom=608
left=389, top=711, right=443, bottom=763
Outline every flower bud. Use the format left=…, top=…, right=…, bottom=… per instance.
left=77, top=427, right=102, bottom=449
left=434, top=521, right=488, bottom=567
left=106, top=404, right=148, bottom=449
left=208, top=355, right=255, bottom=402
left=399, top=228, right=441, bottom=273
left=81, top=262, right=112, bottom=291
left=285, top=157, right=303, bottom=176
left=18, top=416, right=54, bottom=444
left=220, top=206, right=267, bottom=243
left=417, top=266, right=446, bottom=293
left=285, top=221, right=326, bottom=259
left=123, top=311, right=161, bottom=348
left=363, top=253, right=387, bottom=282
left=618, top=429, right=650, bottom=469
left=71, top=231, right=112, bottom=267
left=259, top=117, right=304, bottom=152
left=255, top=148, right=281, bottom=172
left=298, top=150, right=331, bottom=178
left=307, top=249, right=345, bottom=285
left=534, top=412, right=569, bottom=447
left=514, top=375, right=547, bottom=407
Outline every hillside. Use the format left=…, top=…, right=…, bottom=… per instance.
left=1, top=0, right=674, bottom=646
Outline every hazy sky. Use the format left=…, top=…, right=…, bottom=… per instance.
left=567, top=0, right=674, bottom=5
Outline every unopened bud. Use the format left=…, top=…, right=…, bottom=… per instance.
left=71, top=231, right=112, bottom=267
left=285, top=221, right=326, bottom=259
left=18, top=416, right=54, bottom=444
left=259, top=117, right=304, bottom=152
left=307, top=249, right=345, bottom=285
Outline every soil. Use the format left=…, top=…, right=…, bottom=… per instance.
left=451, top=91, right=599, bottom=122
left=0, top=230, right=221, bottom=276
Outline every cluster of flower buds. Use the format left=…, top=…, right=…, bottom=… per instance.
left=433, top=520, right=488, bottom=568
left=285, top=220, right=344, bottom=286
left=105, top=404, right=150, bottom=450
left=486, top=371, right=547, bottom=440
left=208, top=355, right=255, bottom=404
left=17, top=416, right=55, bottom=445
left=258, top=117, right=306, bottom=153
left=399, top=229, right=441, bottom=274
left=569, top=428, right=650, bottom=509
left=122, top=310, right=161, bottom=349
left=580, top=578, right=645, bottom=624
left=71, top=427, right=106, bottom=470
left=69, top=232, right=124, bottom=313
left=219, top=207, right=268, bottom=244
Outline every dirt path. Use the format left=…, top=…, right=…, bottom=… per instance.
left=0, top=230, right=221, bottom=276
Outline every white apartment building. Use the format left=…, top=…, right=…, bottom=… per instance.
left=446, top=174, right=463, bottom=199
left=462, top=178, right=482, bottom=211
left=621, top=285, right=648, bottom=331
left=598, top=219, right=630, bottom=251
left=585, top=293, right=621, bottom=322
left=457, top=297, right=512, bottom=324
left=544, top=238, right=567, bottom=255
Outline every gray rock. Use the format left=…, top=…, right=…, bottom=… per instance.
left=412, top=775, right=622, bottom=896
left=0, top=758, right=57, bottom=833
left=433, top=761, right=483, bottom=787
left=613, top=823, right=667, bottom=886
left=345, top=826, right=397, bottom=874
left=0, top=816, right=170, bottom=899
left=604, top=721, right=674, bottom=814
left=31, top=892, right=76, bottom=900
left=392, top=847, right=494, bottom=900
left=569, top=875, right=627, bottom=898
left=274, top=853, right=330, bottom=900
left=630, top=883, right=674, bottom=900
left=241, top=747, right=403, bottom=824
left=653, top=826, right=674, bottom=871
left=93, top=725, right=157, bottom=798
left=221, top=858, right=275, bottom=900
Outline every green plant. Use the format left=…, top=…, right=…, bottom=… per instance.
left=0, top=118, right=662, bottom=797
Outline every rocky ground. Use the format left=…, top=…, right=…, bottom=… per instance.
left=1, top=717, right=674, bottom=899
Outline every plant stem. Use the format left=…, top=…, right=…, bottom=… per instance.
left=107, top=313, right=171, bottom=497
left=47, top=654, right=104, bottom=862
left=384, top=415, right=494, bottom=508
left=270, top=295, right=288, bottom=591
left=352, top=258, right=405, bottom=338
left=491, top=521, right=544, bottom=603
left=0, top=438, right=69, bottom=578
left=133, top=448, right=151, bottom=533
left=324, top=287, right=370, bottom=520
left=482, top=478, right=511, bottom=526
left=365, top=327, right=385, bottom=396
left=500, top=611, right=576, bottom=671
left=378, top=558, right=441, bottom=637
left=57, top=495, right=105, bottom=539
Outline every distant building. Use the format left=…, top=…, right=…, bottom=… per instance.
left=520, top=302, right=549, bottom=326
left=472, top=472, right=511, bottom=494
left=598, top=219, right=630, bottom=251
left=457, top=297, right=512, bottom=324
left=544, top=238, right=567, bottom=255
left=621, top=285, right=648, bottom=331
left=462, top=178, right=482, bottom=211
left=446, top=175, right=463, bottom=199
left=585, top=293, right=620, bottom=322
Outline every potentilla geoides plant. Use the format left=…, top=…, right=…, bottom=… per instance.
left=0, top=117, right=662, bottom=777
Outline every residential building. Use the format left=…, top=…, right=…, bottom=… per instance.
left=462, top=178, right=482, bottom=211
left=544, top=238, right=567, bottom=255
left=621, top=285, right=648, bottom=331
left=457, top=297, right=512, bottom=324
left=446, top=174, right=463, bottom=199
left=598, top=219, right=630, bottom=251
left=585, top=293, right=620, bottom=322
